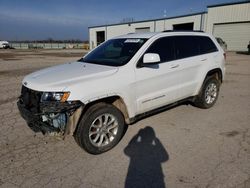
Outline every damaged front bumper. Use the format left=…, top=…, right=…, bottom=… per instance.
left=17, top=99, right=83, bottom=136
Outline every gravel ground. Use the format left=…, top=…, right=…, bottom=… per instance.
left=0, top=49, right=249, bottom=188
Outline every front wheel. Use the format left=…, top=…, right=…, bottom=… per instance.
left=74, top=103, right=126, bottom=154
left=194, top=77, right=220, bottom=109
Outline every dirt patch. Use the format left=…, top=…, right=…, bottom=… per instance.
left=0, top=50, right=86, bottom=61
left=0, top=178, right=3, bottom=186
left=2, top=58, right=22, bottom=61
left=38, top=52, right=85, bottom=58
left=220, top=130, right=240, bottom=137
left=0, top=96, right=18, bottom=105
left=178, top=176, right=192, bottom=183
left=0, top=53, right=21, bottom=60
left=227, top=72, right=250, bottom=76
left=223, top=79, right=238, bottom=84
left=0, top=52, right=34, bottom=61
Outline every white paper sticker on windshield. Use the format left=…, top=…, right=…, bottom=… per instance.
left=124, top=39, right=141, bottom=43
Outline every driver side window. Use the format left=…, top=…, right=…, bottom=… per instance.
left=146, top=37, right=175, bottom=63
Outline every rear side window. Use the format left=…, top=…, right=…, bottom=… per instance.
left=145, top=37, right=175, bottom=62
left=174, top=35, right=218, bottom=60
left=198, top=36, right=218, bottom=54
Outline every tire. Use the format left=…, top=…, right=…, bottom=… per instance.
left=194, top=77, right=220, bottom=109
left=74, top=103, right=126, bottom=154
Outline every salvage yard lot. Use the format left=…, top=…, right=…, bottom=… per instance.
left=0, top=49, right=249, bottom=188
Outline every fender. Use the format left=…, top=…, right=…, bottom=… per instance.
left=81, top=94, right=133, bottom=122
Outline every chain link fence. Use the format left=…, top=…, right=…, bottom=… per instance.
left=9, top=42, right=89, bottom=50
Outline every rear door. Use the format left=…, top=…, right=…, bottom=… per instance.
left=173, top=35, right=219, bottom=98
left=172, top=36, right=203, bottom=98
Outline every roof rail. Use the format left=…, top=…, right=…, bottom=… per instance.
left=163, top=30, right=204, bottom=33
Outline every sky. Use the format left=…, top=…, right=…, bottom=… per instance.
left=0, top=0, right=243, bottom=41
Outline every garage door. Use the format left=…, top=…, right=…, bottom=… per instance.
left=213, top=22, right=250, bottom=51
left=135, top=27, right=150, bottom=33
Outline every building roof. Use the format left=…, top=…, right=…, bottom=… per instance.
left=89, top=0, right=250, bottom=29
left=207, top=0, right=250, bottom=8
left=88, top=12, right=207, bottom=29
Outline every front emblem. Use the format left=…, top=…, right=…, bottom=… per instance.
left=24, top=82, right=28, bottom=86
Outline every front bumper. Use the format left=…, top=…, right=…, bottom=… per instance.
left=17, top=99, right=82, bottom=134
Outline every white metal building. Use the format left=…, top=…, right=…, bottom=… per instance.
left=89, top=1, right=250, bottom=51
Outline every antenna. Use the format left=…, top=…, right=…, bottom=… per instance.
left=164, top=9, right=167, bottom=17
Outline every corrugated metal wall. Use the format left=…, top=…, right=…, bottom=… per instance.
left=89, top=14, right=205, bottom=49
left=89, top=2, right=250, bottom=51
left=206, top=3, right=250, bottom=51
left=213, top=22, right=250, bottom=51
left=206, top=3, right=250, bottom=34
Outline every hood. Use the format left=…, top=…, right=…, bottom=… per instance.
left=22, top=61, right=118, bottom=91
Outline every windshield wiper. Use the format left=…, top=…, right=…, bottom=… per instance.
left=77, top=58, right=84, bottom=62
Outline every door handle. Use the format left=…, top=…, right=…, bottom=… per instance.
left=170, top=64, right=179, bottom=69
left=201, top=58, right=207, bottom=61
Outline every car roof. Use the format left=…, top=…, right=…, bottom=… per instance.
left=114, top=32, right=160, bottom=39
left=114, top=31, right=210, bottom=39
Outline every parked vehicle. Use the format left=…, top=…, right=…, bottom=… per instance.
left=17, top=31, right=226, bottom=154
left=0, top=41, right=10, bottom=49
left=216, top=37, right=227, bottom=51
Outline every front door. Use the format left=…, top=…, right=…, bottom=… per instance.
left=135, top=37, right=182, bottom=114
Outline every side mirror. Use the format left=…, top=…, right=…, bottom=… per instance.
left=143, top=53, right=161, bottom=64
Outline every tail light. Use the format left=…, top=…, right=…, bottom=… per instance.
left=223, top=53, right=226, bottom=60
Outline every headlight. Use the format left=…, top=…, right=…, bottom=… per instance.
left=41, top=92, right=70, bottom=102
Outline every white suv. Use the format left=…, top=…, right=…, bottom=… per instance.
left=17, top=31, right=226, bottom=154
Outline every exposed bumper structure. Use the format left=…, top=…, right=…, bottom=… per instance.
left=17, top=100, right=57, bottom=133
left=17, top=86, right=83, bottom=135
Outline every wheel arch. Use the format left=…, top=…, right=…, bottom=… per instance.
left=194, top=68, right=223, bottom=98
left=82, top=95, right=130, bottom=124
left=205, top=68, right=223, bottom=83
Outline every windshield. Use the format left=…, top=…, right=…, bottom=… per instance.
left=80, top=38, right=147, bottom=66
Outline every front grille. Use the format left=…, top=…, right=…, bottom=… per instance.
left=20, top=86, right=42, bottom=112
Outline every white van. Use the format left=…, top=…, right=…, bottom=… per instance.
left=0, top=41, right=10, bottom=49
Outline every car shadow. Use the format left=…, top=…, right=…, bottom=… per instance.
left=130, top=101, right=192, bottom=125
left=124, top=126, right=169, bottom=188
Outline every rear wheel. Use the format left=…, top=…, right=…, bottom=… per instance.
left=194, top=77, right=220, bottom=109
left=74, top=103, right=126, bottom=154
